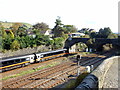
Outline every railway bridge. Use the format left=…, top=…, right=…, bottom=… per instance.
left=64, top=37, right=119, bottom=53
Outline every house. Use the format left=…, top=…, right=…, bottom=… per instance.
left=68, top=32, right=85, bottom=38
left=27, top=28, right=53, bottom=38
left=28, top=33, right=36, bottom=38
left=40, top=29, right=53, bottom=37
left=27, top=28, right=36, bottom=38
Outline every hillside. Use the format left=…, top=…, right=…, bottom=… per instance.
left=0, top=21, right=32, bottom=28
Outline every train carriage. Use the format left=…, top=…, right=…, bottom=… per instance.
left=38, top=49, right=67, bottom=61
left=0, top=55, right=32, bottom=72
left=0, top=49, right=67, bottom=72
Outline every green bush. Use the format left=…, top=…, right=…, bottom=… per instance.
left=64, top=80, right=76, bottom=90
left=10, top=40, right=20, bottom=50
left=75, top=72, right=89, bottom=87
left=64, top=72, right=89, bottom=89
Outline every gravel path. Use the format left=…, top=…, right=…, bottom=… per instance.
left=102, top=56, right=119, bottom=88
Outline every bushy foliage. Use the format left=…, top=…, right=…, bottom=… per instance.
left=2, top=37, right=13, bottom=50
left=63, top=25, right=78, bottom=34
left=11, top=23, right=23, bottom=36
left=107, top=33, right=118, bottom=39
left=8, top=30, right=14, bottom=39
left=86, top=39, right=95, bottom=48
left=17, top=26, right=27, bottom=37
left=97, top=27, right=112, bottom=38
left=53, top=37, right=64, bottom=49
left=52, top=17, right=78, bottom=38
left=33, top=22, right=49, bottom=31
left=77, top=42, right=88, bottom=51
left=90, top=32, right=97, bottom=38
left=1, top=27, right=7, bottom=39
left=1, top=26, right=53, bottom=51
left=10, top=40, right=20, bottom=50
left=75, top=72, right=89, bottom=87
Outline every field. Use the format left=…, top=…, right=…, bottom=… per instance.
left=0, top=21, right=32, bottom=28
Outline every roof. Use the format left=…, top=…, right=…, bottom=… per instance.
left=40, top=30, right=47, bottom=34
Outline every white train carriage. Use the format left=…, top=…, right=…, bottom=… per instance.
left=0, top=55, right=32, bottom=72
left=37, top=49, right=67, bottom=61
left=0, top=49, right=67, bottom=72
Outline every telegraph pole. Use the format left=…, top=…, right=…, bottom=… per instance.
left=77, top=55, right=81, bottom=76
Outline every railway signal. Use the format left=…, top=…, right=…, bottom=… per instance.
left=76, top=55, right=81, bottom=76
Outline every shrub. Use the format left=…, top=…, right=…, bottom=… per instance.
left=75, top=72, right=89, bottom=87
left=10, top=40, right=20, bottom=50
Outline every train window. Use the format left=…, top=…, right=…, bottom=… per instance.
left=26, top=58, right=29, bottom=61
left=40, top=55, right=43, bottom=57
left=2, top=62, right=7, bottom=66
left=21, top=58, right=26, bottom=62
left=44, top=54, right=47, bottom=57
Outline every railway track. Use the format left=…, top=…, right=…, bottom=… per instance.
left=1, top=56, right=66, bottom=78
left=23, top=66, right=80, bottom=88
left=22, top=53, right=109, bottom=88
left=1, top=52, right=113, bottom=88
left=2, top=61, right=74, bottom=88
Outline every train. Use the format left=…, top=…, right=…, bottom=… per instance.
left=0, top=49, right=67, bottom=72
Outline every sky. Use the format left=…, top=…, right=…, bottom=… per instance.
left=0, top=0, right=119, bottom=33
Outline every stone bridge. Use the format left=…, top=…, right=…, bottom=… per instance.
left=64, top=38, right=119, bottom=52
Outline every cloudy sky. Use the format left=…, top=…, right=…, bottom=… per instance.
left=0, top=0, right=119, bottom=33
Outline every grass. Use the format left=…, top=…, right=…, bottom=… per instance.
left=1, top=61, right=61, bottom=81
left=0, top=22, right=32, bottom=28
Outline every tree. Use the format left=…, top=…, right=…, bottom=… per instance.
left=98, top=27, right=112, bottom=38
left=17, top=26, right=27, bottom=37
left=11, top=23, right=23, bottom=36
left=54, top=16, right=63, bottom=26
left=52, top=16, right=64, bottom=37
left=63, top=25, right=78, bottom=33
left=107, top=33, right=118, bottom=39
left=53, top=37, right=64, bottom=49
left=87, top=39, right=93, bottom=45
left=10, top=40, right=20, bottom=50
left=33, top=22, right=49, bottom=31
left=77, top=42, right=87, bottom=51
left=90, top=32, right=97, bottom=38
left=3, top=37, right=13, bottom=50
left=8, top=30, right=14, bottom=39
left=1, top=27, right=7, bottom=39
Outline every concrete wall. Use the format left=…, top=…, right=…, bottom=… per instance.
left=91, top=56, right=119, bottom=88
left=75, top=56, right=119, bottom=89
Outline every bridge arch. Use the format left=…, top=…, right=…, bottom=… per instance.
left=64, top=38, right=119, bottom=53
left=64, top=38, right=91, bottom=53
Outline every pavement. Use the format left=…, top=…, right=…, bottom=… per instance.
left=102, top=56, right=119, bottom=88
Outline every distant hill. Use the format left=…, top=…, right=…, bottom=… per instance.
left=0, top=21, right=32, bottom=28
